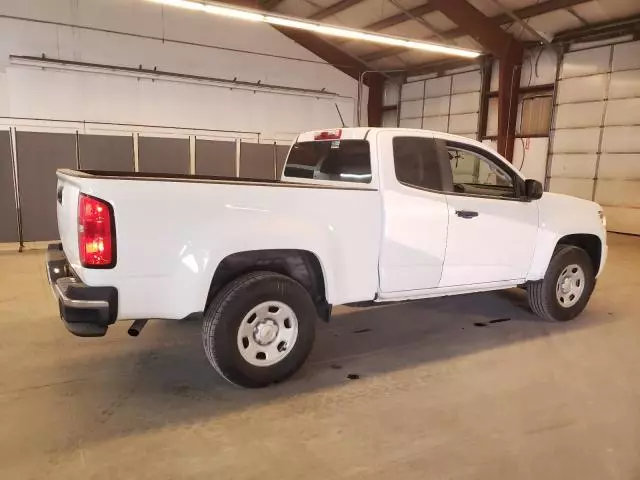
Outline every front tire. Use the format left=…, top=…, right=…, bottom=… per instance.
left=527, top=245, right=596, bottom=321
left=202, top=271, right=317, bottom=388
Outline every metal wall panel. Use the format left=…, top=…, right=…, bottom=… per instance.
left=423, top=96, right=450, bottom=116
left=16, top=132, right=76, bottom=241
left=451, top=70, right=481, bottom=93
left=422, top=116, right=448, bottom=132
left=383, top=81, right=400, bottom=107
left=399, top=99, right=423, bottom=119
left=612, top=41, right=640, bottom=71
left=601, top=126, right=640, bottom=153
left=194, top=139, right=236, bottom=177
left=400, top=81, right=424, bottom=101
left=555, top=102, right=605, bottom=129
left=609, top=70, right=640, bottom=99
left=605, top=98, right=640, bottom=125
left=550, top=154, right=598, bottom=179
left=448, top=113, right=478, bottom=134
left=598, top=154, right=640, bottom=180
left=556, top=74, right=608, bottom=103
left=561, top=46, right=610, bottom=78
left=603, top=206, right=640, bottom=235
left=450, top=92, right=480, bottom=114
left=78, top=134, right=134, bottom=171
left=552, top=128, right=601, bottom=153
left=425, top=77, right=451, bottom=97
left=138, top=137, right=189, bottom=174
left=0, top=131, right=18, bottom=242
left=596, top=180, right=640, bottom=208
left=239, top=143, right=276, bottom=180
left=275, top=145, right=289, bottom=179
left=399, top=117, right=421, bottom=128
left=548, top=178, right=594, bottom=200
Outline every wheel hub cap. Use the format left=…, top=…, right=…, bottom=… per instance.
left=236, top=301, right=299, bottom=367
left=253, top=319, right=279, bottom=346
left=556, top=264, right=585, bottom=308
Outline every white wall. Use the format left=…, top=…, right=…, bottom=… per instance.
left=0, top=0, right=362, bottom=142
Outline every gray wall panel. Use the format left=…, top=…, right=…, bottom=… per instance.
left=195, top=139, right=236, bottom=177
left=78, top=134, right=134, bottom=171
left=240, top=143, right=276, bottom=180
left=16, top=132, right=76, bottom=241
left=0, top=131, right=18, bottom=242
left=276, top=145, right=289, bottom=179
left=138, top=137, right=189, bottom=174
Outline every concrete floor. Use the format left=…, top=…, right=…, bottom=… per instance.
left=0, top=234, right=639, bottom=480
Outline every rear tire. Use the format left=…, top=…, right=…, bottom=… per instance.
left=527, top=245, right=595, bottom=321
left=202, top=271, right=317, bottom=388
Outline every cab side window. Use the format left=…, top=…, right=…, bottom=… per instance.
left=447, top=146, right=516, bottom=198
left=393, top=137, right=451, bottom=192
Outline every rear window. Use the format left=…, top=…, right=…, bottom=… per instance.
left=284, top=140, right=371, bottom=184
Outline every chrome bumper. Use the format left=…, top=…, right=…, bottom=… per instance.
left=46, top=243, right=118, bottom=337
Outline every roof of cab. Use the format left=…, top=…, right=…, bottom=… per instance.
left=297, top=127, right=488, bottom=151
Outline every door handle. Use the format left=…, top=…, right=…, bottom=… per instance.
left=455, top=209, right=478, bottom=219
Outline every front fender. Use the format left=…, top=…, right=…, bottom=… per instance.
left=526, top=193, right=606, bottom=281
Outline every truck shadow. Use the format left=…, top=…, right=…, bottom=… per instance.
left=50, top=287, right=612, bottom=447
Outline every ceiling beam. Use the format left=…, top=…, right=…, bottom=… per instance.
left=309, top=0, right=363, bottom=21
left=361, top=0, right=590, bottom=62
left=259, top=0, right=285, bottom=9
left=363, top=2, right=437, bottom=32
left=217, top=1, right=385, bottom=126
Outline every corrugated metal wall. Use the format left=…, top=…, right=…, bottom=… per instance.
left=399, top=69, right=481, bottom=140
left=549, top=41, right=640, bottom=235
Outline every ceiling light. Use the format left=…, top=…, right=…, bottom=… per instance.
left=150, top=0, right=481, bottom=59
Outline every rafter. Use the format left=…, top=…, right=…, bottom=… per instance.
left=361, top=0, right=591, bottom=62
left=309, top=0, right=363, bottom=21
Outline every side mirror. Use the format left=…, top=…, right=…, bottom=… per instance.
left=525, top=179, right=543, bottom=200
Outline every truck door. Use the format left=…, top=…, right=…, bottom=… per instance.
left=377, top=131, right=451, bottom=293
left=439, top=140, right=538, bottom=287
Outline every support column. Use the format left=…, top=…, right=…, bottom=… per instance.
left=367, top=73, right=385, bottom=127
left=497, top=45, right=523, bottom=162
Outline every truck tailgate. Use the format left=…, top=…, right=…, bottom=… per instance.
left=56, top=172, right=82, bottom=270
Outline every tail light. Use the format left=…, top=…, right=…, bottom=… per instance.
left=78, top=194, right=116, bottom=268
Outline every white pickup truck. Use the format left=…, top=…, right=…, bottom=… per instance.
left=47, top=127, right=607, bottom=387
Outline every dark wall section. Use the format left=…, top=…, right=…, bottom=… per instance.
left=79, top=134, right=134, bottom=171
left=239, top=143, right=276, bottom=180
left=195, top=139, right=236, bottom=177
left=0, top=132, right=18, bottom=242
left=16, top=132, right=76, bottom=241
left=276, top=145, right=290, bottom=179
left=138, top=137, right=189, bottom=174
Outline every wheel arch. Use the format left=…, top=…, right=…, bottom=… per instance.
left=204, top=249, right=331, bottom=321
left=556, top=233, right=602, bottom=273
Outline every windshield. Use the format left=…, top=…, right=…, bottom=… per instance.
left=284, top=140, right=372, bottom=184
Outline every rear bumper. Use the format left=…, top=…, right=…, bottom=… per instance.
left=46, top=243, right=118, bottom=337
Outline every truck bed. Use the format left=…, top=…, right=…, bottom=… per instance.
left=61, top=169, right=373, bottom=191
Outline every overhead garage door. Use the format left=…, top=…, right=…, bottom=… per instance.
left=549, top=41, right=640, bottom=235
left=399, top=69, right=481, bottom=140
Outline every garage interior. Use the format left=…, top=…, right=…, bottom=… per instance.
left=1, top=0, right=640, bottom=478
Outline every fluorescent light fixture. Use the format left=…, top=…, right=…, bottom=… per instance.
left=149, top=0, right=481, bottom=59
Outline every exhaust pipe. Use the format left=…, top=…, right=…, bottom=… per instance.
left=128, top=319, right=148, bottom=337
